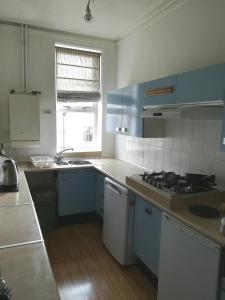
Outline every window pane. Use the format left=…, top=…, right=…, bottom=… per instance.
left=57, top=110, right=96, bottom=150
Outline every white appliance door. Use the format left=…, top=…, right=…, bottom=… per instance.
left=103, top=178, right=128, bottom=265
left=158, top=214, right=221, bottom=300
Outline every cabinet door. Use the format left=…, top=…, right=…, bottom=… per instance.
left=158, top=214, right=221, bottom=300
left=106, top=88, right=123, bottom=134
left=221, top=289, right=225, bottom=300
left=134, top=197, right=161, bottom=276
left=220, top=102, right=225, bottom=151
left=143, top=75, right=176, bottom=106
left=175, top=63, right=225, bottom=104
left=58, top=169, right=96, bottom=216
left=96, top=172, right=105, bottom=217
left=122, top=84, right=144, bottom=137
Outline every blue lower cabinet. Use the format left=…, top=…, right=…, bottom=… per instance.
left=221, top=289, right=225, bottom=300
left=58, top=169, right=96, bottom=216
left=96, top=172, right=105, bottom=217
left=134, top=197, right=162, bottom=276
left=220, top=102, right=225, bottom=151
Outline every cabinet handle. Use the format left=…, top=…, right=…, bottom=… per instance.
left=121, top=127, right=128, bottom=133
left=145, top=208, right=152, bottom=215
left=145, top=86, right=174, bottom=96
left=116, top=127, right=121, bottom=132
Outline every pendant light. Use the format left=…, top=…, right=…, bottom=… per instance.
left=84, top=0, right=94, bottom=22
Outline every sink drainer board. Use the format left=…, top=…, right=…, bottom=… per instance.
left=189, top=205, right=221, bottom=218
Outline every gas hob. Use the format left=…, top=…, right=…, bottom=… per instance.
left=126, top=171, right=224, bottom=210
left=130, top=171, right=216, bottom=198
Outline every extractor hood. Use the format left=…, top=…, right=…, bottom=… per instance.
left=142, top=101, right=224, bottom=120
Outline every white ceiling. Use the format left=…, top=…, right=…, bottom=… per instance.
left=0, top=0, right=184, bottom=40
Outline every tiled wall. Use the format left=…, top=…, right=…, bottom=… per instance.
left=115, top=119, right=225, bottom=186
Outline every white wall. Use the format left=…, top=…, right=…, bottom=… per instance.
left=115, top=119, right=225, bottom=187
left=117, top=0, right=225, bottom=87
left=115, top=0, right=225, bottom=184
left=0, top=24, right=117, bottom=160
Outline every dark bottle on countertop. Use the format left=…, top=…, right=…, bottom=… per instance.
left=0, top=271, right=12, bottom=300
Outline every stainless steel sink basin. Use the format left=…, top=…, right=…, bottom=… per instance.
left=55, top=161, right=69, bottom=165
left=67, top=160, right=92, bottom=165
left=55, top=159, right=92, bottom=166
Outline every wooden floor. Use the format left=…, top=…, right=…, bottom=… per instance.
left=45, top=221, right=157, bottom=300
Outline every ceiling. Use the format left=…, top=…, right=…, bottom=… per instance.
left=0, top=0, right=185, bottom=40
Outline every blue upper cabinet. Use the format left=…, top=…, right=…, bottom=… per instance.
left=122, top=84, right=144, bottom=137
left=143, top=75, right=177, bottom=106
left=106, top=84, right=144, bottom=137
left=175, top=63, right=225, bottom=104
left=106, top=88, right=123, bottom=134
left=134, top=196, right=162, bottom=277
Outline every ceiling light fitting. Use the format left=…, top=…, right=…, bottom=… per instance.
left=84, top=0, right=94, bottom=23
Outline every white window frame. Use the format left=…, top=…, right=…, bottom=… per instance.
left=55, top=43, right=103, bottom=153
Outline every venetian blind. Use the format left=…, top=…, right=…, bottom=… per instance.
left=56, top=47, right=101, bottom=102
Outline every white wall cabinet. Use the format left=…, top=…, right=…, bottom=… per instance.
left=158, top=214, right=222, bottom=300
left=9, top=94, right=40, bottom=147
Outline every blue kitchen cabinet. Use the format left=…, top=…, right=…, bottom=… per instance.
left=106, top=88, right=123, bottom=134
left=122, top=84, right=144, bottom=137
left=143, top=75, right=177, bottom=106
left=175, top=63, right=225, bottom=104
left=220, top=101, right=225, bottom=151
left=106, top=84, right=144, bottom=137
left=96, top=172, right=105, bottom=217
left=221, top=289, right=225, bottom=300
left=58, top=169, right=96, bottom=216
left=134, top=196, right=162, bottom=276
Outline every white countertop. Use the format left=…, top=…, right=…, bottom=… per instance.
left=20, top=158, right=225, bottom=246
left=1, top=157, right=225, bottom=299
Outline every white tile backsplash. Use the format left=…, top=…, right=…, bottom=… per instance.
left=115, top=119, right=225, bottom=185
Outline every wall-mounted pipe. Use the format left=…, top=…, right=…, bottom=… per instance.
left=9, top=23, right=41, bottom=95
left=21, top=24, right=29, bottom=92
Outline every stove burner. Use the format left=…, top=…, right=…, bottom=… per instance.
left=140, top=171, right=216, bottom=195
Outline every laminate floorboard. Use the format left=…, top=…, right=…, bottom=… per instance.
left=45, top=221, right=157, bottom=300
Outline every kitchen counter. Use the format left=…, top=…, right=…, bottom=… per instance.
left=0, top=171, right=32, bottom=208
left=19, top=158, right=225, bottom=246
left=0, top=169, right=60, bottom=299
left=2, top=157, right=225, bottom=299
left=0, top=242, right=60, bottom=299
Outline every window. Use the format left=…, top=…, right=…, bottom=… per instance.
left=55, top=45, right=102, bottom=152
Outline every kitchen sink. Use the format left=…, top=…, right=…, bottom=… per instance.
left=67, top=160, right=92, bottom=165
left=55, top=159, right=92, bottom=166
left=55, top=161, right=69, bottom=165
